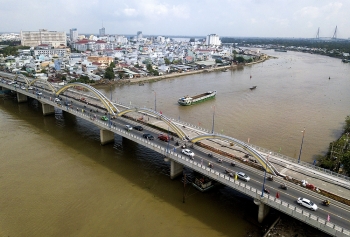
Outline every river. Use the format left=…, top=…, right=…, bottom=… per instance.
left=0, top=50, right=349, bottom=237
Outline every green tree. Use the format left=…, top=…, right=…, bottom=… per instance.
left=236, top=56, right=245, bottom=63
left=341, top=151, right=350, bottom=175
left=164, top=58, right=171, bottom=65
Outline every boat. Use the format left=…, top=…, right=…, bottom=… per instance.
left=274, top=49, right=287, bottom=52
left=178, top=90, right=217, bottom=106
left=191, top=173, right=216, bottom=192
left=249, top=86, right=257, bottom=90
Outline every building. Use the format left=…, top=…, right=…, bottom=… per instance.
left=20, top=29, right=67, bottom=47
left=33, top=44, right=70, bottom=58
left=206, top=34, right=221, bottom=46
left=70, top=28, right=78, bottom=42
left=99, top=27, right=106, bottom=37
left=137, top=31, right=143, bottom=41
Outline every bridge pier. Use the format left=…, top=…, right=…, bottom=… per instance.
left=41, top=103, right=55, bottom=116
left=170, top=160, right=183, bottom=179
left=17, top=92, right=28, bottom=103
left=254, top=199, right=270, bottom=223
left=100, top=129, right=114, bottom=145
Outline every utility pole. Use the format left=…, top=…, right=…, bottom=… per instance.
left=182, top=172, right=186, bottom=203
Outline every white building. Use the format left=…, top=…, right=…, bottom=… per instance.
left=70, top=28, right=78, bottom=42
left=33, top=45, right=70, bottom=58
left=137, top=31, right=143, bottom=41
left=21, top=29, right=67, bottom=47
left=205, top=34, right=221, bottom=46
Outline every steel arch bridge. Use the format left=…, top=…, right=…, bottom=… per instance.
left=55, top=82, right=120, bottom=115
left=118, top=108, right=188, bottom=140
left=191, top=134, right=277, bottom=175
left=29, top=78, right=57, bottom=94
left=14, top=74, right=31, bottom=85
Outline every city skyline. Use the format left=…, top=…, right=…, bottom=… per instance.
left=0, top=0, right=349, bottom=39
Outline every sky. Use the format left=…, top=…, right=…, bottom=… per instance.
left=1, top=0, right=349, bottom=38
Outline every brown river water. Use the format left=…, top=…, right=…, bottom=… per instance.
left=1, top=50, right=349, bottom=236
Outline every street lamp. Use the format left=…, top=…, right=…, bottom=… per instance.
left=297, top=128, right=306, bottom=164
left=211, top=105, right=215, bottom=134
left=154, top=91, right=157, bottom=112
left=261, top=152, right=271, bottom=197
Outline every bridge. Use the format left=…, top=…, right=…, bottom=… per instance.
left=1, top=72, right=349, bottom=237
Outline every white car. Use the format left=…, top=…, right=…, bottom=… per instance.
left=125, top=125, right=133, bottom=131
left=181, top=149, right=194, bottom=158
left=297, top=197, right=318, bottom=211
left=21, top=86, right=26, bottom=90
left=36, top=91, right=42, bottom=95
left=54, top=98, right=60, bottom=102
left=236, top=172, right=250, bottom=182
left=28, top=86, right=34, bottom=90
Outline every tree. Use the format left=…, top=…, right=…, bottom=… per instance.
left=146, top=64, right=153, bottom=71
left=104, top=69, right=115, bottom=80
left=341, top=151, right=350, bottom=175
left=164, top=58, right=171, bottom=65
left=215, top=59, right=223, bottom=64
left=236, top=56, right=245, bottom=63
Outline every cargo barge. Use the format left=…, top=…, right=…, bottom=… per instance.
left=178, top=90, right=217, bottom=106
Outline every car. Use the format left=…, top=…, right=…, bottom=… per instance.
left=236, top=172, right=250, bottom=182
left=142, top=134, right=154, bottom=140
left=125, top=125, right=133, bottom=131
left=133, top=125, right=143, bottom=131
left=101, top=116, right=109, bottom=121
left=65, top=102, right=71, bottom=106
left=297, top=197, right=318, bottom=211
left=181, top=149, right=195, bottom=158
left=36, top=91, right=42, bottom=95
left=54, top=98, right=60, bottom=102
left=158, top=134, right=170, bottom=142
left=8, top=81, right=14, bottom=85
left=21, top=86, right=26, bottom=90
left=27, top=86, right=34, bottom=90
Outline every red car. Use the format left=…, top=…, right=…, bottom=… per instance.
left=158, top=134, right=170, bottom=142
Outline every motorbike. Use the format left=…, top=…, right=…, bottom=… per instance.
left=267, top=175, right=274, bottom=181
left=208, top=163, right=213, bottom=168
left=280, top=184, right=288, bottom=190
left=208, top=153, right=213, bottom=158
left=263, top=188, right=270, bottom=194
left=323, top=200, right=330, bottom=206
left=189, top=144, right=194, bottom=148
left=230, top=162, right=236, bottom=167
left=217, top=158, right=223, bottom=163
left=175, top=141, right=179, bottom=146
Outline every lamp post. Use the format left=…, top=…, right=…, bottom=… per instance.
left=297, top=128, right=306, bottom=164
left=154, top=91, right=157, bottom=112
left=261, top=152, right=271, bottom=197
left=211, top=105, right=215, bottom=134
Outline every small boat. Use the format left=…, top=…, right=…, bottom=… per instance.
left=249, top=86, right=257, bottom=90
left=274, top=49, right=287, bottom=52
left=222, top=69, right=228, bottom=72
left=178, top=90, right=217, bottom=106
left=139, top=82, right=144, bottom=86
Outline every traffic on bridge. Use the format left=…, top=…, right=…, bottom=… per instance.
left=1, top=72, right=350, bottom=237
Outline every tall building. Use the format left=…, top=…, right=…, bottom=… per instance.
left=137, top=31, right=143, bottom=41
left=99, top=27, right=106, bottom=37
left=206, top=34, right=221, bottom=46
left=70, top=28, right=78, bottom=42
left=20, top=29, right=67, bottom=47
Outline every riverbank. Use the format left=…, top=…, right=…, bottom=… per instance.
left=93, top=55, right=272, bottom=87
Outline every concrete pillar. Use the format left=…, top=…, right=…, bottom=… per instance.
left=170, top=160, right=183, bottom=179
left=258, top=201, right=270, bottom=223
left=100, top=129, right=114, bottom=145
left=42, top=103, right=55, bottom=116
left=17, top=92, right=28, bottom=103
